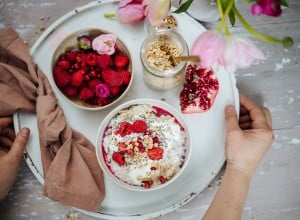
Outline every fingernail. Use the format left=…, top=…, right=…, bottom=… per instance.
left=20, top=128, right=30, bottom=137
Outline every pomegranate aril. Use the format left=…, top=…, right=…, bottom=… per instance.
left=179, top=64, right=219, bottom=114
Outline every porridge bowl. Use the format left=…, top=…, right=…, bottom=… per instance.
left=51, top=29, right=133, bottom=110
left=96, top=99, right=191, bottom=191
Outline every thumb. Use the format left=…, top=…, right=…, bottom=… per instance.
left=225, top=105, right=240, bottom=133
left=7, top=128, right=30, bottom=159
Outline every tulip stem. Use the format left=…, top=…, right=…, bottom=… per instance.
left=217, top=0, right=234, bottom=36
left=216, top=0, right=229, bottom=36
left=232, top=6, right=283, bottom=45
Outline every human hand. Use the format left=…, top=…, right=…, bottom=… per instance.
left=0, top=116, right=30, bottom=200
left=224, top=94, right=274, bottom=179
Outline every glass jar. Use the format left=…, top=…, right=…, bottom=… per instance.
left=140, top=29, right=188, bottom=90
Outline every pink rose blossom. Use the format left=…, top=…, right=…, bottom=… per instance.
left=145, top=0, right=170, bottom=27
left=117, top=0, right=145, bottom=24
left=92, top=34, right=117, bottom=55
left=222, top=36, right=265, bottom=72
left=190, top=30, right=225, bottom=68
left=96, top=83, right=110, bottom=98
left=251, top=0, right=282, bottom=17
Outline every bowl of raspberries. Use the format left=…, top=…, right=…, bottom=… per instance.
left=52, top=29, right=133, bottom=110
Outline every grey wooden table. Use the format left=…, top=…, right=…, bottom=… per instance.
left=0, top=0, right=299, bottom=219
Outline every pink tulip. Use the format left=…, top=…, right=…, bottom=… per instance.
left=119, top=0, right=143, bottom=8
left=190, top=30, right=225, bottom=68
left=145, top=0, right=171, bottom=26
left=222, top=36, right=265, bottom=72
left=117, top=0, right=145, bottom=24
left=251, top=0, right=282, bottom=17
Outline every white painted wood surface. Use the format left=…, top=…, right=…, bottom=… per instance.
left=0, top=0, right=299, bottom=219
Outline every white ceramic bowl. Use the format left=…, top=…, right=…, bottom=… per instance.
left=51, top=29, right=133, bottom=110
left=96, top=99, right=191, bottom=191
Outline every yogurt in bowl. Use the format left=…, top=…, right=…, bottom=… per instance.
left=96, top=99, right=191, bottom=191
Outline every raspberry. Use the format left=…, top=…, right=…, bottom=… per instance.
left=57, top=60, right=70, bottom=69
left=86, top=53, right=97, bottom=66
left=113, top=54, right=129, bottom=68
left=112, top=152, right=125, bottom=166
left=53, top=67, right=71, bottom=88
left=102, top=69, right=123, bottom=87
left=88, top=79, right=102, bottom=91
left=65, top=51, right=76, bottom=62
left=109, top=86, right=120, bottom=96
left=79, top=87, right=94, bottom=101
left=71, top=69, right=85, bottom=87
left=97, top=54, right=111, bottom=69
left=63, top=86, right=77, bottom=98
left=119, top=70, right=131, bottom=85
left=115, top=121, right=133, bottom=137
left=147, top=147, right=164, bottom=160
left=97, top=97, right=111, bottom=106
left=132, top=120, right=148, bottom=133
left=80, top=53, right=87, bottom=71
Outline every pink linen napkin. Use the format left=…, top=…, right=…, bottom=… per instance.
left=0, top=27, right=105, bottom=212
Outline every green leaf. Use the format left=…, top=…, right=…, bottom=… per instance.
left=281, top=0, right=289, bottom=7
left=173, top=0, right=194, bottom=13
left=220, top=0, right=227, bottom=11
left=229, top=10, right=235, bottom=26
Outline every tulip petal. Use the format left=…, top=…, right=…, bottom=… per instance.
left=190, top=31, right=225, bottom=68
left=145, top=0, right=170, bottom=27
left=223, top=36, right=265, bottom=72
left=117, top=4, right=145, bottom=24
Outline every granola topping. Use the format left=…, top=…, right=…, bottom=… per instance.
left=145, top=37, right=183, bottom=70
left=102, top=104, right=187, bottom=188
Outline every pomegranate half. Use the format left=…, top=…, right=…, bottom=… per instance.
left=179, top=64, right=219, bottom=113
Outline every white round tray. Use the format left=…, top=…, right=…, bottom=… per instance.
left=13, top=1, right=239, bottom=219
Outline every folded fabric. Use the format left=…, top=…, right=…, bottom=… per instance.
left=0, top=27, right=105, bottom=212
